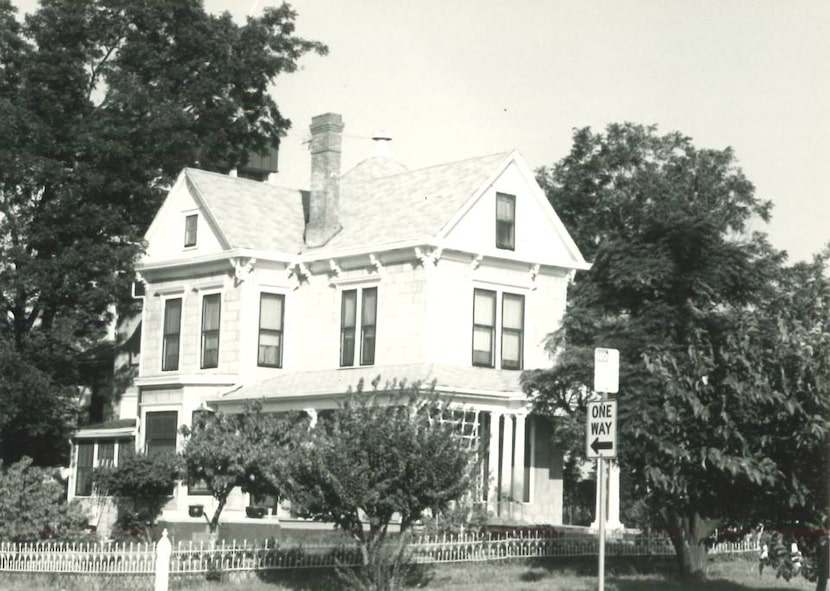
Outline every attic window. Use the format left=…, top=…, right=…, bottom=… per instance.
left=496, top=193, right=515, bottom=250
left=184, top=214, right=198, bottom=247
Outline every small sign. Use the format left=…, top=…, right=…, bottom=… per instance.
left=586, top=400, right=617, bottom=459
left=594, top=347, right=619, bottom=394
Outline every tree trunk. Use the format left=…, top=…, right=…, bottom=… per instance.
left=665, top=508, right=717, bottom=579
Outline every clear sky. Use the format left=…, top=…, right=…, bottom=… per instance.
left=205, top=0, right=829, bottom=263
left=13, top=0, right=830, bottom=262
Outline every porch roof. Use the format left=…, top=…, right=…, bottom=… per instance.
left=212, top=363, right=525, bottom=404
left=74, top=418, right=137, bottom=440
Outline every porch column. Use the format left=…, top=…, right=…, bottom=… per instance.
left=487, top=411, right=501, bottom=512
left=512, top=413, right=527, bottom=503
left=500, top=413, right=514, bottom=502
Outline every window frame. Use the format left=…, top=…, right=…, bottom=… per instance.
left=162, top=297, right=182, bottom=372
left=184, top=214, right=198, bottom=248
left=500, top=293, right=525, bottom=370
left=144, top=410, right=178, bottom=456
left=495, top=192, right=516, bottom=251
left=360, top=287, right=378, bottom=366
left=257, top=292, right=285, bottom=368
left=200, top=293, right=221, bottom=369
left=339, top=285, right=379, bottom=367
left=340, top=289, right=358, bottom=367
left=472, top=289, right=497, bottom=368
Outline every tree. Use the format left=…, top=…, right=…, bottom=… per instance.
left=94, top=451, right=181, bottom=542
left=0, top=0, right=326, bottom=465
left=528, top=123, right=830, bottom=578
left=284, top=382, right=477, bottom=568
left=0, top=456, right=89, bottom=541
left=179, top=403, right=302, bottom=538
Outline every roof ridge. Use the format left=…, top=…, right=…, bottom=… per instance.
left=362, top=150, right=513, bottom=180
left=184, top=167, right=301, bottom=191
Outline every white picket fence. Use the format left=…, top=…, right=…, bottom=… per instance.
left=0, top=529, right=760, bottom=589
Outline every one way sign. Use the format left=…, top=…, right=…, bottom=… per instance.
left=586, top=400, right=617, bottom=459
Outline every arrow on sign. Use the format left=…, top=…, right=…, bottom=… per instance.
left=590, top=438, right=613, bottom=455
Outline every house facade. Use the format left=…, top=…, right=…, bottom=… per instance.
left=67, top=113, right=589, bottom=530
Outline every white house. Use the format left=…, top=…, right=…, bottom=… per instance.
left=67, top=113, right=590, bottom=531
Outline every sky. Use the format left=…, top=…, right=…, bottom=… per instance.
left=14, top=0, right=830, bottom=262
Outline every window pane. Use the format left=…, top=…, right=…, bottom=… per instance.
left=361, top=288, right=377, bottom=326
left=341, top=290, right=357, bottom=327
left=184, top=214, right=198, bottom=247
left=473, top=290, right=495, bottom=325
left=202, top=294, right=221, bottom=331
left=341, top=328, right=355, bottom=367
left=361, top=326, right=375, bottom=366
left=503, top=294, right=524, bottom=329
left=260, top=294, right=283, bottom=330
left=117, top=439, right=134, bottom=466
left=496, top=194, right=515, bottom=221
left=145, top=411, right=177, bottom=455
left=202, top=333, right=219, bottom=368
left=502, top=331, right=521, bottom=369
left=98, top=441, right=115, bottom=467
left=164, top=299, right=182, bottom=335
left=473, top=327, right=494, bottom=366
left=258, top=332, right=281, bottom=366
left=75, top=442, right=94, bottom=496
left=163, top=335, right=180, bottom=371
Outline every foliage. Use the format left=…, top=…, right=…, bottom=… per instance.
left=0, top=456, right=89, bottom=541
left=284, top=381, right=477, bottom=569
left=93, top=451, right=181, bottom=541
left=0, top=0, right=326, bottom=466
left=529, top=123, right=830, bottom=578
left=335, top=534, right=426, bottom=591
left=179, top=402, right=303, bottom=534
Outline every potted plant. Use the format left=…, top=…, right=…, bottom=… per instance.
left=245, top=505, right=267, bottom=519
left=188, top=504, right=204, bottom=518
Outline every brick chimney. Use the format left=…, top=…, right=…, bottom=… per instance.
left=305, top=113, right=344, bottom=247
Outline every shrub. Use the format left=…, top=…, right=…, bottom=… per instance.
left=0, top=456, right=88, bottom=541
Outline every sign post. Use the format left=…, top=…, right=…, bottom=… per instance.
left=589, top=347, right=619, bottom=591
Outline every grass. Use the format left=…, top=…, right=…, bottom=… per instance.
left=0, top=556, right=817, bottom=591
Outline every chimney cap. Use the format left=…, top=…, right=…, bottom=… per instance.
left=310, top=112, right=344, bottom=132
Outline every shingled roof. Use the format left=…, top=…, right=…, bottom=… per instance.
left=183, top=151, right=512, bottom=256
left=213, top=363, right=524, bottom=403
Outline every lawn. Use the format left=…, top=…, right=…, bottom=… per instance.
left=0, top=556, right=817, bottom=591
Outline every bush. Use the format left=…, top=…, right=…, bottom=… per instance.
left=0, top=456, right=89, bottom=541
left=335, top=535, right=428, bottom=591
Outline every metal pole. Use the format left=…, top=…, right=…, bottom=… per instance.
left=598, top=456, right=606, bottom=591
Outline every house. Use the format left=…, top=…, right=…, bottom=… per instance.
left=67, top=113, right=590, bottom=531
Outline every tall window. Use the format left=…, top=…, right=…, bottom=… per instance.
left=340, top=287, right=378, bottom=367
left=145, top=411, right=178, bottom=455
left=360, top=288, right=377, bottom=365
left=162, top=298, right=182, bottom=371
left=472, top=289, right=496, bottom=367
left=501, top=293, right=524, bottom=370
left=496, top=193, right=515, bottom=250
left=258, top=293, right=284, bottom=367
left=184, top=214, right=198, bottom=247
left=201, top=294, right=221, bottom=369
left=75, top=442, right=94, bottom=496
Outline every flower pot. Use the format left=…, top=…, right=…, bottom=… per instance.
left=246, top=506, right=267, bottom=519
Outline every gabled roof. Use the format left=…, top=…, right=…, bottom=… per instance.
left=328, top=151, right=511, bottom=252
left=180, top=151, right=514, bottom=256
left=213, top=363, right=523, bottom=403
left=184, top=168, right=306, bottom=253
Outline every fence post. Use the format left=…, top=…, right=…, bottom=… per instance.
left=154, top=529, right=171, bottom=591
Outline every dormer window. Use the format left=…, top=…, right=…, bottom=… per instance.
left=495, top=193, right=515, bottom=250
left=184, top=214, right=198, bottom=247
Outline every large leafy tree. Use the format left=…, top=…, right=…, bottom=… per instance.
left=526, top=123, right=830, bottom=579
left=284, top=382, right=477, bottom=567
left=0, top=0, right=326, bottom=465
left=179, top=403, right=303, bottom=538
